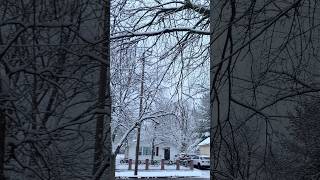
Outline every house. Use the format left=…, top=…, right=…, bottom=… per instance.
left=198, top=137, right=210, bottom=156
left=125, top=139, right=179, bottom=162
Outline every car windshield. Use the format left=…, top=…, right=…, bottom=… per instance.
left=201, top=157, right=210, bottom=160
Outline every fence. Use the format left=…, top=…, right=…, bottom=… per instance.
left=126, top=159, right=194, bottom=170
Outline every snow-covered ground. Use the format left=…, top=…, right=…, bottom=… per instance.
left=115, top=154, right=210, bottom=178
left=194, top=169, right=210, bottom=178
left=116, top=169, right=210, bottom=178
left=116, top=170, right=204, bottom=178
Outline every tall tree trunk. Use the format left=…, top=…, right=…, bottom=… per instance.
left=134, top=57, right=145, bottom=176
left=93, top=0, right=113, bottom=179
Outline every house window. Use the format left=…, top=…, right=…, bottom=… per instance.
left=139, top=147, right=142, bottom=155
left=156, top=147, right=159, bottom=156
left=138, top=147, right=152, bottom=155
left=143, top=147, right=152, bottom=155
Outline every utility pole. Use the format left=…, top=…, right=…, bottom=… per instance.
left=134, top=56, right=145, bottom=176
left=150, top=124, right=157, bottom=164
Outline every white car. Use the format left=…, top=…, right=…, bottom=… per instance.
left=191, top=155, right=210, bottom=169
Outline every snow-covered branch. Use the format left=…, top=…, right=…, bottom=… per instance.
left=92, top=111, right=174, bottom=180
left=111, top=28, right=210, bottom=40
left=112, top=111, right=173, bottom=155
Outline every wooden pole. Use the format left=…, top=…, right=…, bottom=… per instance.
left=189, top=160, right=194, bottom=170
left=176, top=160, right=180, bottom=170
left=134, top=56, right=145, bottom=176
left=128, top=159, right=132, bottom=170
left=161, top=159, right=165, bottom=170
left=145, top=159, right=149, bottom=170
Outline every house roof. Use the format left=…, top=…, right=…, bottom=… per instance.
left=198, top=137, right=210, bottom=146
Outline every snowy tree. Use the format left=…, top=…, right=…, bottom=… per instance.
left=193, top=92, right=210, bottom=139
left=2, top=0, right=320, bottom=179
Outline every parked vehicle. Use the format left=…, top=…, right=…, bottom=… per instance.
left=119, top=159, right=128, bottom=164
left=119, top=158, right=142, bottom=164
left=151, top=160, right=160, bottom=166
left=173, top=153, right=199, bottom=166
left=175, top=153, right=189, bottom=160
left=190, top=155, right=210, bottom=169
left=188, top=154, right=197, bottom=159
left=173, top=153, right=188, bottom=166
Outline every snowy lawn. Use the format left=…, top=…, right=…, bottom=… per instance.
left=194, top=169, right=210, bottom=178
left=115, top=164, right=209, bottom=178
left=115, top=169, right=203, bottom=178
left=115, top=154, right=209, bottom=178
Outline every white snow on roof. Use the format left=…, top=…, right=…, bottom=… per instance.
left=198, top=137, right=210, bottom=146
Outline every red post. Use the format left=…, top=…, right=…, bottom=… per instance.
left=176, top=160, right=180, bottom=170
left=128, top=159, right=132, bottom=170
left=145, top=159, right=149, bottom=170
left=161, top=159, right=165, bottom=170
left=189, top=160, right=193, bottom=170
